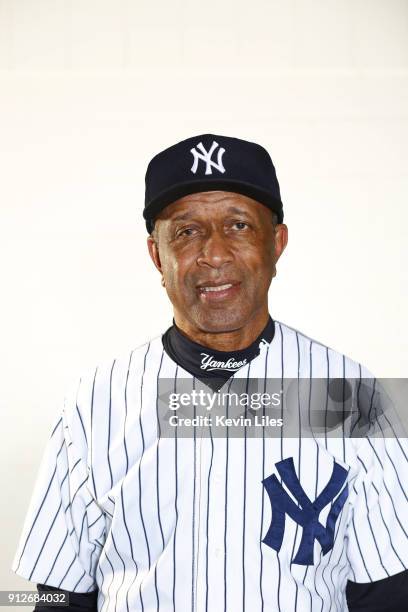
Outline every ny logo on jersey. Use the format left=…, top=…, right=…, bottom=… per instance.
left=262, top=457, right=348, bottom=565
left=190, top=141, right=226, bottom=175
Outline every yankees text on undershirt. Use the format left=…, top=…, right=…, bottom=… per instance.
left=161, top=316, right=275, bottom=390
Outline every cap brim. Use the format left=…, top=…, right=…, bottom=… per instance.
left=144, top=178, right=283, bottom=232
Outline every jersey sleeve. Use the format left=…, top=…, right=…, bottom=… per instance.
left=346, top=569, right=408, bottom=611
left=11, top=398, right=106, bottom=593
left=346, top=434, right=408, bottom=583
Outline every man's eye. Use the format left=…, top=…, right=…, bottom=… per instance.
left=232, top=221, right=249, bottom=230
left=177, top=227, right=197, bottom=237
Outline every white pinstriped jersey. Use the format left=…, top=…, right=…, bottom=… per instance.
left=12, top=321, right=408, bottom=611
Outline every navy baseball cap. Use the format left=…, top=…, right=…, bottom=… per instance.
left=143, top=133, right=284, bottom=233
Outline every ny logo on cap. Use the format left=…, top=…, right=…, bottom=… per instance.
left=190, top=141, right=226, bottom=175
left=262, top=457, right=349, bottom=565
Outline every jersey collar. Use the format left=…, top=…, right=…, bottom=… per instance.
left=162, top=316, right=275, bottom=390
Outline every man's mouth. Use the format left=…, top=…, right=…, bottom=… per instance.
left=196, top=281, right=241, bottom=300
left=199, top=283, right=234, bottom=293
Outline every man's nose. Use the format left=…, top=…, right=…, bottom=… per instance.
left=196, top=230, right=233, bottom=269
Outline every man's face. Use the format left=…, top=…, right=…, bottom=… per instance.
left=147, top=191, right=288, bottom=334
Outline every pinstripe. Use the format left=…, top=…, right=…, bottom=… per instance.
left=316, top=466, right=338, bottom=610
left=46, top=462, right=95, bottom=584
left=323, top=470, right=350, bottom=611
left=309, top=342, right=325, bottom=612
left=194, top=417, right=204, bottom=612
left=367, top=378, right=377, bottom=427
left=335, top=558, right=350, bottom=610
left=350, top=365, right=362, bottom=437
left=98, top=563, right=106, bottom=610
left=137, top=342, right=152, bottom=612
left=75, top=379, right=87, bottom=445
left=242, top=361, right=251, bottom=612
left=110, top=530, right=127, bottom=611
left=313, top=520, right=325, bottom=610
left=374, top=410, right=408, bottom=505
left=205, top=414, right=214, bottom=612
left=44, top=532, right=69, bottom=583
left=381, top=412, right=408, bottom=462
left=73, top=570, right=86, bottom=591
left=373, top=492, right=406, bottom=569
left=361, top=481, right=390, bottom=576
left=58, top=553, right=76, bottom=588
left=223, top=377, right=232, bottom=612
left=191, top=376, right=197, bottom=612
left=357, top=456, right=406, bottom=570
left=329, top=518, right=350, bottom=609
left=259, top=345, right=270, bottom=612
left=172, top=365, right=179, bottom=612
left=90, top=367, right=98, bottom=498
left=69, top=458, right=81, bottom=474
left=123, top=351, right=135, bottom=476
left=103, top=508, right=113, bottom=520
left=70, top=476, right=88, bottom=505
left=101, top=550, right=115, bottom=612
left=351, top=486, right=373, bottom=581
left=313, top=347, right=330, bottom=612
left=15, top=438, right=65, bottom=571
left=51, top=417, right=63, bottom=438
left=59, top=469, right=73, bottom=507
left=324, top=348, right=329, bottom=450
left=301, top=339, right=313, bottom=611
left=342, top=356, right=346, bottom=462
left=315, top=550, right=329, bottom=612
left=107, top=360, right=116, bottom=489
left=320, top=560, right=334, bottom=612
left=321, top=355, right=349, bottom=611
left=365, top=437, right=408, bottom=538
left=289, top=332, right=301, bottom=611
left=120, top=480, right=137, bottom=612
left=89, top=543, right=97, bottom=579
left=78, top=512, right=86, bottom=548
left=278, top=321, right=284, bottom=466
left=274, top=321, right=283, bottom=612
left=154, top=349, right=165, bottom=610
left=345, top=551, right=357, bottom=581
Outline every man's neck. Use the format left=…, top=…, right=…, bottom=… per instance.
left=173, top=308, right=270, bottom=352
left=162, top=313, right=275, bottom=391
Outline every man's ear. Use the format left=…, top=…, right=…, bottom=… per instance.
left=272, top=224, right=288, bottom=277
left=274, top=224, right=288, bottom=260
left=147, top=235, right=163, bottom=274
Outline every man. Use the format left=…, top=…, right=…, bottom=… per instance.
left=12, top=134, right=408, bottom=611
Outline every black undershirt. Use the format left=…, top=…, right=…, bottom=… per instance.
left=35, top=318, right=408, bottom=611
left=161, top=316, right=275, bottom=390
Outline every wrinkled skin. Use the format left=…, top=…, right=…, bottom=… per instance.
left=147, top=191, right=288, bottom=351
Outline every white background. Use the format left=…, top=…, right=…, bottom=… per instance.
left=1, top=0, right=407, bottom=595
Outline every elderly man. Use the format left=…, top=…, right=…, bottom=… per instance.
left=12, top=134, right=408, bottom=611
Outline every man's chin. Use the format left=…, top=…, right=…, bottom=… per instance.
left=193, top=310, right=249, bottom=335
